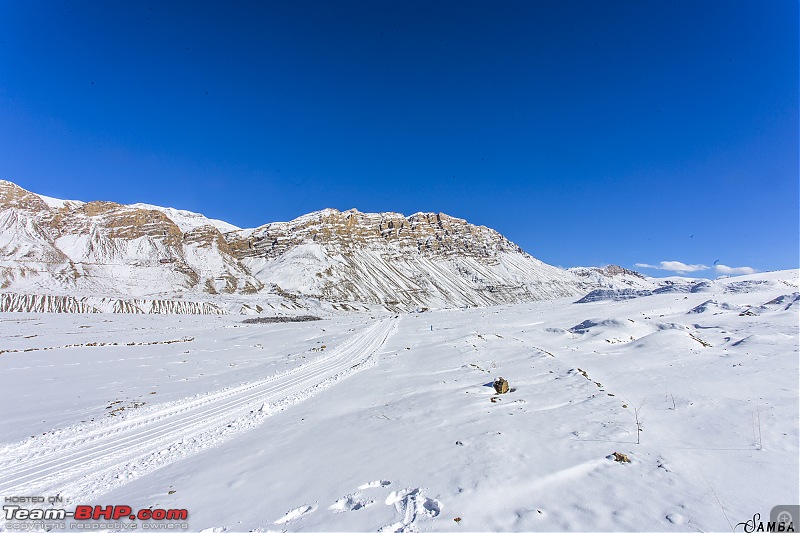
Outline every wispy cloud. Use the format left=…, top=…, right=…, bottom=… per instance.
left=635, top=260, right=759, bottom=276
left=634, top=261, right=710, bottom=273
left=714, top=264, right=757, bottom=275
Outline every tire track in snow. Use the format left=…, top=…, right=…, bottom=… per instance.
left=0, top=318, right=398, bottom=504
left=0, top=321, right=384, bottom=466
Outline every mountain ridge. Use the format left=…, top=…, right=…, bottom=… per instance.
left=1, top=179, right=592, bottom=313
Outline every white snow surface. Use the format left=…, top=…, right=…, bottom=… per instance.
left=36, top=194, right=85, bottom=210
left=128, top=203, right=240, bottom=234
left=568, top=265, right=657, bottom=291
left=0, top=269, right=797, bottom=532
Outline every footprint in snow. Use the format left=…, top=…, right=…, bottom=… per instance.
left=379, top=488, right=442, bottom=532
left=358, top=480, right=392, bottom=490
left=328, top=481, right=390, bottom=514
left=666, top=513, right=686, bottom=524
left=273, top=504, right=316, bottom=524
left=329, top=494, right=374, bottom=513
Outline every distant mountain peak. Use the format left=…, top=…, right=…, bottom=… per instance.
left=0, top=180, right=52, bottom=212
left=568, top=265, right=653, bottom=291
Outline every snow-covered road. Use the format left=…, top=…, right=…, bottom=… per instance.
left=0, top=316, right=398, bottom=507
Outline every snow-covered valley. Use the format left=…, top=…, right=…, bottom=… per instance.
left=0, top=270, right=797, bottom=531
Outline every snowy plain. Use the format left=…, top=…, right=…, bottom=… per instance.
left=0, top=270, right=797, bottom=532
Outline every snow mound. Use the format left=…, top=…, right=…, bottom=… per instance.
left=687, top=299, right=742, bottom=314
left=761, top=292, right=800, bottom=311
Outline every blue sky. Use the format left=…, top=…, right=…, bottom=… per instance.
left=1, top=1, right=797, bottom=276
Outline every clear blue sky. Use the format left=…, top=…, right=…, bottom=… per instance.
left=1, top=1, right=797, bottom=276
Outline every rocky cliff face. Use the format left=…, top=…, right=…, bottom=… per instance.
left=227, top=208, right=585, bottom=310
left=0, top=180, right=262, bottom=298
left=229, top=209, right=524, bottom=259
left=0, top=180, right=588, bottom=313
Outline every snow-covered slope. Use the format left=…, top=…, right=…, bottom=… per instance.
left=0, top=181, right=263, bottom=301
left=0, top=181, right=589, bottom=312
left=233, top=208, right=585, bottom=311
left=568, top=264, right=656, bottom=291
left=128, top=203, right=240, bottom=234
left=573, top=270, right=797, bottom=306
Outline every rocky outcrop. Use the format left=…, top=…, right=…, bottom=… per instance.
left=0, top=180, right=262, bottom=298
left=0, top=292, right=226, bottom=314
left=493, top=377, right=510, bottom=394
left=0, top=293, right=99, bottom=313
left=228, top=209, right=523, bottom=260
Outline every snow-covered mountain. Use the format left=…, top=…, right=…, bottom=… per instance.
left=0, top=180, right=589, bottom=313
left=0, top=181, right=262, bottom=301
left=230, top=208, right=587, bottom=309
left=568, top=264, right=655, bottom=291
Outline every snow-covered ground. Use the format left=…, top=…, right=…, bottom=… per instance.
left=0, top=270, right=797, bottom=532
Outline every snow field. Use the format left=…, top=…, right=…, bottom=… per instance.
left=0, top=270, right=796, bottom=531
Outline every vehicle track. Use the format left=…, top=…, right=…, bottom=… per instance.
left=0, top=317, right=398, bottom=502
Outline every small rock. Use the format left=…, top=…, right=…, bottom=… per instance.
left=493, top=377, right=509, bottom=394
left=611, top=451, right=630, bottom=463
